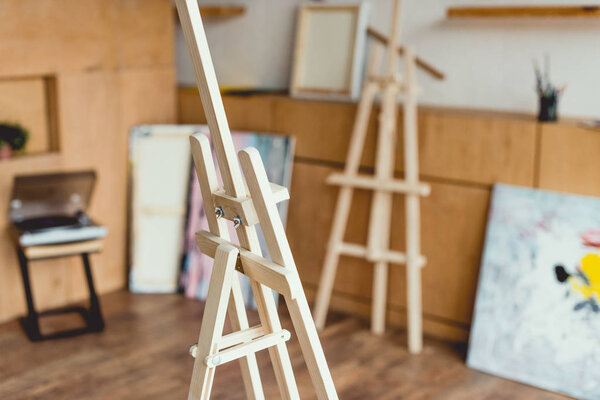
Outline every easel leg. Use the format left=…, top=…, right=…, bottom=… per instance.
left=371, top=261, right=389, bottom=335
left=239, top=148, right=338, bottom=400
left=406, top=195, right=423, bottom=354
left=403, top=47, right=424, bottom=354
left=366, top=38, right=398, bottom=334
left=235, top=207, right=299, bottom=399
left=228, top=278, right=265, bottom=399
left=367, top=190, right=393, bottom=336
left=188, top=244, right=239, bottom=400
left=191, top=134, right=266, bottom=399
left=287, top=293, right=339, bottom=400
left=313, top=73, right=382, bottom=331
left=238, top=220, right=299, bottom=400
left=250, top=281, right=300, bottom=400
left=313, top=187, right=353, bottom=330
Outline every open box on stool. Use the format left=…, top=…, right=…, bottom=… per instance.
left=8, top=170, right=108, bottom=341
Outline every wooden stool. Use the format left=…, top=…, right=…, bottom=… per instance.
left=16, top=239, right=105, bottom=341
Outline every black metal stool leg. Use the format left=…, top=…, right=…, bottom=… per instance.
left=81, top=253, right=104, bottom=332
left=16, top=248, right=105, bottom=341
left=17, top=247, right=42, bottom=341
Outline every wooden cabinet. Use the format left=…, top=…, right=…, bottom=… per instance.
left=418, top=109, right=537, bottom=186
left=538, top=122, right=600, bottom=196
left=178, top=89, right=598, bottom=342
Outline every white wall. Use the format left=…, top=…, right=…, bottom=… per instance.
left=177, top=0, right=600, bottom=118
left=176, top=0, right=299, bottom=90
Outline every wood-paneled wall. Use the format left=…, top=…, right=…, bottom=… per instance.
left=179, top=88, right=600, bottom=342
left=0, top=0, right=176, bottom=323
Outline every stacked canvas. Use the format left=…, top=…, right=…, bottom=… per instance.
left=180, top=131, right=295, bottom=306
left=129, top=125, right=294, bottom=305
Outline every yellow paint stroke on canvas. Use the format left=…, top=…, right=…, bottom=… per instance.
left=570, top=254, right=600, bottom=299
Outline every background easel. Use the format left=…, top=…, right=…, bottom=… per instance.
left=313, top=0, right=430, bottom=354
left=175, top=0, right=338, bottom=398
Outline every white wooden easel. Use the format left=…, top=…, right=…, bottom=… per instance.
left=175, top=1, right=338, bottom=399
left=313, top=0, right=430, bottom=354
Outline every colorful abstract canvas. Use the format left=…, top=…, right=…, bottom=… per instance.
left=468, top=184, right=600, bottom=399
left=179, top=127, right=295, bottom=307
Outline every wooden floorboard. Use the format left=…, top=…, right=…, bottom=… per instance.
left=0, top=291, right=570, bottom=399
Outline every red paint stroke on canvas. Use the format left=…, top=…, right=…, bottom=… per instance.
left=582, top=230, right=600, bottom=247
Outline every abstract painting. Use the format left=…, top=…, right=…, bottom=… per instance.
left=179, top=128, right=295, bottom=307
left=468, top=184, right=600, bottom=399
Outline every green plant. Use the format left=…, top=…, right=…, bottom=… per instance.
left=0, top=122, right=29, bottom=151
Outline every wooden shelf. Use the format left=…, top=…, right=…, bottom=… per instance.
left=198, top=6, right=245, bottom=18
left=447, top=5, right=600, bottom=18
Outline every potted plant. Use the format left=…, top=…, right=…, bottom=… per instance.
left=0, top=123, right=28, bottom=160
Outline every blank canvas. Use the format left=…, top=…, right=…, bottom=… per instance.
left=129, top=125, right=192, bottom=293
left=291, top=4, right=368, bottom=100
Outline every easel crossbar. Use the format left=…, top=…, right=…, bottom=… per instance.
left=212, top=183, right=289, bottom=227
left=188, top=326, right=269, bottom=357
left=335, top=242, right=427, bottom=266
left=327, top=174, right=430, bottom=196
left=204, top=330, right=291, bottom=367
left=191, top=329, right=292, bottom=366
left=217, top=325, right=268, bottom=350
left=196, top=231, right=301, bottom=299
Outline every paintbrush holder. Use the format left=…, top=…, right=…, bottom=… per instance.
left=538, top=94, right=558, bottom=122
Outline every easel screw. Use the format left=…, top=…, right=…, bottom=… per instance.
left=233, top=216, right=242, bottom=229
left=215, top=207, right=224, bottom=219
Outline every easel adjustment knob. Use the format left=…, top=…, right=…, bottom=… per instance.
left=189, top=344, right=198, bottom=358
left=215, top=207, right=224, bottom=219
left=233, top=216, right=243, bottom=229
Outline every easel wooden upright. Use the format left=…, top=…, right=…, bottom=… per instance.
left=175, top=0, right=338, bottom=399
left=313, top=0, right=430, bottom=354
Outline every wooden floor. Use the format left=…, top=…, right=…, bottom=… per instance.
left=0, top=291, right=570, bottom=400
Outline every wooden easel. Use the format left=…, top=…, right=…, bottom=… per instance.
left=313, top=0, right=430, bottom=354
left=175, top=0, right=338, bottom=399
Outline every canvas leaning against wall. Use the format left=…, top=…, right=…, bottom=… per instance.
left=129, top=126, right=192, bottom=293
left=179, top=129, right=295, bottom=307
left=468, top=184, right=600, bottom=400
left=129, top=125, right=295, bottom=304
